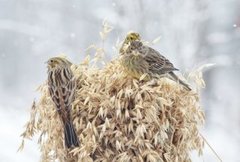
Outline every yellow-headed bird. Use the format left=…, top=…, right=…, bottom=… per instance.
left=47, top=57, right=79, bottom=148
left=120, top=32, right=191, bottom=91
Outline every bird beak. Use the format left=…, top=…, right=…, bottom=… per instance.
left=45, top=61, right=52, bottom=69
left=133, top=51, right=140, bottom=56
left=45, top=61, right=49, bottom=67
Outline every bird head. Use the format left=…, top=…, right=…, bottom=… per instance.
left=126, top=41, right=144, bottom=56
left=129, top=41, right=143, bottom=50
left=46, top=57, right=72, bottom=70
left=124, top=32, right=141, bottom=44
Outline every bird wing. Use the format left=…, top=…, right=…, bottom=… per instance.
left=48, top=68, right=76, bottom=121
left=142, top=46, right=178, bottom=74
left=61, top=77, right=76, bottom=110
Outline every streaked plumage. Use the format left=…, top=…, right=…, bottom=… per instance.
left=47, top=57, right=79, bottom=148
left=120, top=33, right=191, bottom=90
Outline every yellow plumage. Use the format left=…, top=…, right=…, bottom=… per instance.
left=120, top=32, right=191, bottom=90
left=121, top=53, right=149, bottom=80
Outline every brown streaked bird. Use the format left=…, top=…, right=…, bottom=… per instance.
left=120, top=34, right=191, bottom=91
left=47, top=57, right=79, bottom=148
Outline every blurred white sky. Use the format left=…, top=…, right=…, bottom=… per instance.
left=0, top=0, right=240, bottom=161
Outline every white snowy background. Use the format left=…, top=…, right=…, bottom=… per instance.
left=0, top=0, right=240, bottom=161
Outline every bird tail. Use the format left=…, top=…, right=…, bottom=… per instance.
left=64, top=121, right=79, bottom=148
left=169, top=72, right=191, bottom=91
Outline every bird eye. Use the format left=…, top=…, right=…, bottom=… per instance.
left=50, top=60, right=53, bottom=63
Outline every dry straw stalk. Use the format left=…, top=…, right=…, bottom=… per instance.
left=20, top=22, right=205, bottom=162
left=20, top=58, right=205, bottom=162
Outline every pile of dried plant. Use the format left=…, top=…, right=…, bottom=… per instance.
left=19, top=22, right=205, bottom=162
left=19, top=57, right=205, bottom=162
